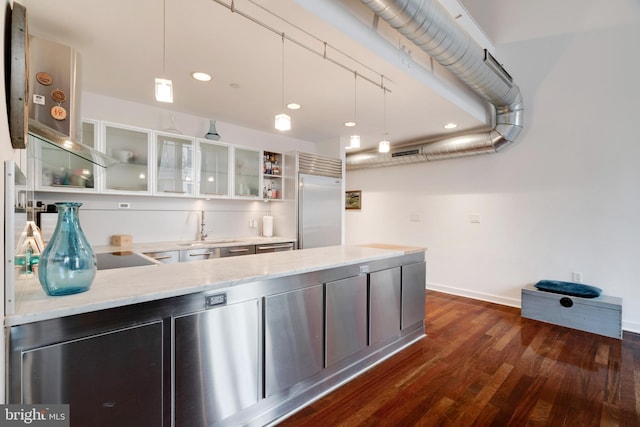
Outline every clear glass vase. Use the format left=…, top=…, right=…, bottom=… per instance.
left=38, top=202, right=97, bottom=296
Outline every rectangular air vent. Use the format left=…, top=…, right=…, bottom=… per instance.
left=391, top=149, right=421, bottom=158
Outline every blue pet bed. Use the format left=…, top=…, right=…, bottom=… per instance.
left=534, top=280, right=602, bottom=298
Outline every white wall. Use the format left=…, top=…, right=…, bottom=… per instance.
left=345, top=9, right=640, bottom=332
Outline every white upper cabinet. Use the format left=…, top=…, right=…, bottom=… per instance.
left=232, top=146, right=261, bottom=199
left=196, top=139, right=230, bottom=198
left=101, top=122, right=152, bottom=194
left=154, top=132, right=195, bottom=197
left=31, top=119, right=282, bottom=202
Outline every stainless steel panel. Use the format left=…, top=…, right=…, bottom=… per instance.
left=299, top=174, right=342, bottom=249
left=265, top=285, right=324, bottom=397
left=255, top=242, right=294, bottom=253
left=144, top=250, right=179, bottom=264
left=179, top=247, right=220, bottom=262
left=370, top=267, right=401, bottom=346
left=220, top=245, right=256, bottom=257
left=326, top=275, right=367, bottom=367
left=297, top=152, right=342, bottom=178
left=21, top=322, right=163, bottom=426
left=402, top=262, right=426, bottom=330
left=174, top=299, right=260, bottom=426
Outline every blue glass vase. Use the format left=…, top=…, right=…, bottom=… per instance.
left=38, top=202, right=97, bottom=296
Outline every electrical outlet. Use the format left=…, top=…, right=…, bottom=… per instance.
left=572, top=272, right=582, bottom=283
left=409, top=214, right=421, bottom=222
left=469, top=214, right=480, bottom=223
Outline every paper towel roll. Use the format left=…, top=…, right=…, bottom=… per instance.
left=262, top=216, right=273, bottom=237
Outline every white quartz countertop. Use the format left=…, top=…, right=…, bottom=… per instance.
left=129, top=236, right=296, bottom=253
left=7, top=245, right=425, bottom=327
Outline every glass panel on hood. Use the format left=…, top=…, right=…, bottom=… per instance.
left=28, top=120, right=118, bottom=168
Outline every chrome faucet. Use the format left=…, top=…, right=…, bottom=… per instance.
left=200, top=209, right=208, bottom=241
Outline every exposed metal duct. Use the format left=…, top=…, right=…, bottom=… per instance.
left=347, top=0, right=524, bottom=170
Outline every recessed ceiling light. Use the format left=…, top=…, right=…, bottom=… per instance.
left=444, top=122, right=458, bottom=129
left=344, top=121, right=356, bottom=127
left=191, top=72, right=211, bottom=82
left=287, top=103, right=301, bottom=110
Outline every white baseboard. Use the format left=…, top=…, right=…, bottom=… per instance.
left=426, top=282, right=520, bottom=308
left=427, top=282, right=640, bottom=335
left=622, top=321, right=640, bottom=335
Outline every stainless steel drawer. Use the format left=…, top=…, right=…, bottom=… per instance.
left=179, top=247, right=220, bottom=262
left=143, top=250, right=179, bottom=264
left=220, top=245, right=256, bottom=257
left=255, top=242, right=294, bottom=253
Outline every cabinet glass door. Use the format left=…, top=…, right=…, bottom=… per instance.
left=233, top=147, right=260, bottom=198
left=197, top=140, right=230, bottom=197
left=103, top=123, right=151, bottom=193
left=154, top=132, right=194, bottom=196
left=36, top=120, right=98, bottom=192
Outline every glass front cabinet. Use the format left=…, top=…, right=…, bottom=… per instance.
left=154, top=132, right=195, bottom=197
left=34, top=119, right=99, bottom=193
left=197, top=140, right=230, bottom=198
left=31, top=119, right=285, bottom=201
left=102, top=122, right=152, bottom=194
left=233, top=147, right=261, bottom=199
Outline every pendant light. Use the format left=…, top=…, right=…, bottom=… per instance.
left=349, top=71, right=360, bottom=148
left=378, top=80, right=390, bottom=153
left=155, top=0, right=173, bottom=103
left=275, top=33, right=291, bottom=131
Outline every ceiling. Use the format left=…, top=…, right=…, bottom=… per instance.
left=21, top=0, right=495, bottom=151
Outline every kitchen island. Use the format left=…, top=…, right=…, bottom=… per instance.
left=6, top=244, right=426, bottom=426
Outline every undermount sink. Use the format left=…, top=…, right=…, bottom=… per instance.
left=178, top=239, right=237, bottom=247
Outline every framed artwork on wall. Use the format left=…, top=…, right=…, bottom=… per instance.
left=345, top=190, right=361, bottom=210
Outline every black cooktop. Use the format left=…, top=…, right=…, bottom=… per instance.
left=96, top=251, right=157, bottom=270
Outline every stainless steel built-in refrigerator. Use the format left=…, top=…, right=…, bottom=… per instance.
left=298, top=173, right=342, bottom=248
left=272, top=152, right=343, bottom=249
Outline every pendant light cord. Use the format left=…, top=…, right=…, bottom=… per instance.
left=383, top=79, right=387, bottom=135
left=353, top=71, right=358, bottom=125
left=281, top=33, right=285, bottom=109
left=162, top=0, right=166, bottom=74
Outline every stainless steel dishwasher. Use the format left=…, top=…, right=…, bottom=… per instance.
left=255, top=242, right=294, bottom=253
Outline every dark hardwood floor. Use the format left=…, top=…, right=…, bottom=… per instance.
left=278, top=290, right=640, bottom=426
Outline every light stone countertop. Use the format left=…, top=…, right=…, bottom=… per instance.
left=127, top=236, right=296, bottom=253
left=7, top=245, right=425, bottom=327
